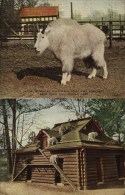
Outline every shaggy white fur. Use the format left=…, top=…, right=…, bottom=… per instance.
left=34, top=18, right=108, bottom=85
left=50, top=154, right=58, bottom=164
left=47, top=137, right=57, bottom=147
left=88, top=132, right=98, bottom=141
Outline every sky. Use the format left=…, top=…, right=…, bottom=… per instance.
left=0, top=99, right=77, bottom=147
left=37, top=0, right=125, bottom=18
left=20, top=104, right=76, bottom=146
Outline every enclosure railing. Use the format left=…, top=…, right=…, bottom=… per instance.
left=0, top=19, right=125, bottom=48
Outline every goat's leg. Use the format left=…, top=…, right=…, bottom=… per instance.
left=92, top=45, right=108, bottom=79
left=61, top=58, right=74, bottom=85
left=88, top=68, right=97, bottom=79
left=61, top=72, right=68, bottom=85
left=102, top=61, right=108, bottom=79
left=67, top=73, right=71, bottom=82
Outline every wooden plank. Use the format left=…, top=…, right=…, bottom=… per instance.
left=38, top=148, right=77, bottom=190
left=13, top=165, right=27, bottom=181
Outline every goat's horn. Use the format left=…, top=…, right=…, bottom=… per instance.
left=36, top=22, right=40, bottom=31
left=41, top=24, right=47, bottom=34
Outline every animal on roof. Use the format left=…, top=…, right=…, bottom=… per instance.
left=88, top=132, right=98, bottom=141
left=47, top=136, right=57, bottom=147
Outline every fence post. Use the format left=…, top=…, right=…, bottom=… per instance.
left=119, top=14, right=122, bottom=39
left=71, top=2, right=73, bottom=19
left=34, top=23, right=36, bottom=44
left=109, top=21, right=113, bottom=48
left=102, top=17, right=104, bottom=30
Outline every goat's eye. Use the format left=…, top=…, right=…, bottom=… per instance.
left=42, top=36, right=44, bottom=39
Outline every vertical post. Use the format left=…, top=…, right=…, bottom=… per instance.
left=34, top=23, right=36, bottom=44
left=109, top=21, right=113, bottom=48
left=76, top=149, right=80, bottom=190
left=102, top=17, right=104, bottom=30
left=119, top=14, right=122, bottom=39
left=83, top=148, right=87, bottom=190
left=71, top=2, right=73, bottom=19
left=12, top=154, right=16, bottom=180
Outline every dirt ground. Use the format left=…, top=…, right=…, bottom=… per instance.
left=0, top=40, right=125, bottom=98
left=0, top=182, right=125, bottom=195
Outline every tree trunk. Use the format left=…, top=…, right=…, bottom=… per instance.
left=2, top=100, right=13, bottom=175
left=12, top=99, right=16, bottom=151
left=8, top=99, right=17, bottom=151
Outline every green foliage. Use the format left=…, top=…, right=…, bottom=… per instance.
left=0, top=153, right=8, bottom=181
left=60, top=99, right=125, bottom=143
left=89, top=99, right=125, bottom=142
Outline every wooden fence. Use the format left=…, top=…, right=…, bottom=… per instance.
left=0, top=19, right=125, bottom=48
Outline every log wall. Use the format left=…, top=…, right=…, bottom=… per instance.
left=14, top=149, right=79, bottom=187
left=51, top=149, right=79, bottom=186
left=14, top=148, right=125, bottom=190
left=83, top=148, right=125, bottom=189
left=14, top=153, right=33, bottom=181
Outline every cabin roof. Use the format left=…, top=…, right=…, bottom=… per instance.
left=19, top=6, right=59, bottom=18
left=15, top=117, right=122, bottom=153
left=15, top=141, right=40, bottom=153
left=38, top=117, right=121, bottom=150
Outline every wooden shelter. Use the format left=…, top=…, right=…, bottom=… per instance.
left=19, top=6, right=59, bottom=35
left=13, top=117, right=125, bottom=190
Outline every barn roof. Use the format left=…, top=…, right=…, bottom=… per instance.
left=19, top=6, right=59, bottom=18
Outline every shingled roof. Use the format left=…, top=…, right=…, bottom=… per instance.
left=36, top=117, right=121, bottom=150
left=15, top=118, right=122, bottom=153
left=19, top=6, right=59, bottom=17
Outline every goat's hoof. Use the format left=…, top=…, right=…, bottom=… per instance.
left=88, top=75, right=92, bottom=79
left=88, top=75, right=95, bottom=79
left=61, top=80, right=66, bottom=85
left=103, top=76, right=108, bottom=79
left=67, top=75, right=71, bottom=82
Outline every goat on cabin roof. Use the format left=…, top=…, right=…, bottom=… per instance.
left=47, top=136, right=57, bottom=147
left=59, top=125, right=67, bottom=136
left=88, top=132, right=98, bottom=141
left=34, top=18, right=108, bottom=85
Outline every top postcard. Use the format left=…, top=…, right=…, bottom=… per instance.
left=0, top=0, right=125, bottom=98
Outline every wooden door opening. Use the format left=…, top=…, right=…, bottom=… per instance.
left=116, top=155, right=124, bottom=178
left=96, top=157, right=103, bottom=183
left=55, top=158, right=63, bottom=184
left=26, top=166, right=32, bottom=181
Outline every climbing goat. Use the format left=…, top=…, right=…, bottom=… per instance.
left=59, top=125, right=67, bottom=136
left=47, top=137, right=57, bottom=147
left=88, top=132, right=98, bottom=141
left=34, top=18, right=108, bottom=85
left=50, top=154, right=58, bottom=164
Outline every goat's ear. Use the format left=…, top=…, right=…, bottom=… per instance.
left=45, top=26, right=51, bottom=33
left=40, top=28, right=44, bottom=34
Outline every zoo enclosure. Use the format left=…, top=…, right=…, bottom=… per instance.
left=0, top=18, right=125, bottom=48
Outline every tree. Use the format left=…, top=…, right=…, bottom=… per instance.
left=0, top=98, right=60, bottom=177
left=1, top=100, right=13, bottom=174
left=60, top=99, right=125, bottom=143
left=89, top=99, right=125, bottom=143
left=59, top=99, right=91, bottom=119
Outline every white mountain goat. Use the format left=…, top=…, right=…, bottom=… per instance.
left=50, top=154, right=59, bottom=164
left=47, top=137, right=57, bottom=147
left=34, top=18, right=108, bottom=85
left=59, top=125, right=67, bottom=136
left=88, top=132, right=98, bottom=141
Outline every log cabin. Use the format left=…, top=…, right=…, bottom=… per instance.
left=13, top=117, right=125, bottom=190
